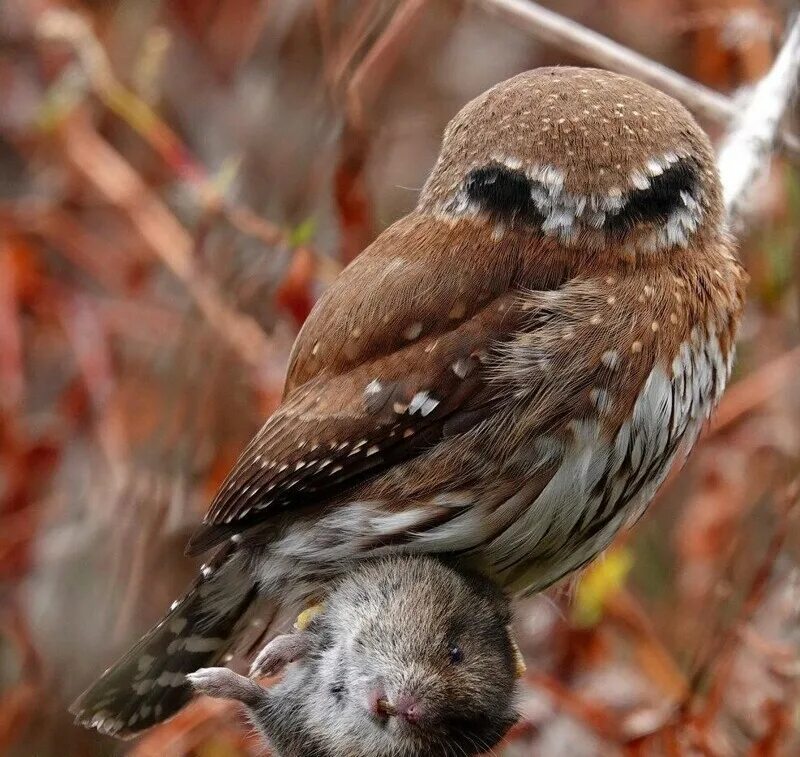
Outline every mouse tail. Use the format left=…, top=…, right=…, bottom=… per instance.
left=70, top=549, right=258, bottom=739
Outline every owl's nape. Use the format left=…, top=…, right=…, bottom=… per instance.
left=602, top=156, right=701, bottom=234
left=464, top=164, right=546, bottom=226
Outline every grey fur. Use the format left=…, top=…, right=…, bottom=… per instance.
left=190, top=555, right=518, bottom=757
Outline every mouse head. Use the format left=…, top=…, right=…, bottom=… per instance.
left=316, top=556, right=518, bottom=756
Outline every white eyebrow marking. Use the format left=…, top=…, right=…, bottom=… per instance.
left=646, top=158, right=664, bottom=176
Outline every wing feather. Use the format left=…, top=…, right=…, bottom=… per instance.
left=185, top=291, right=522, bottom=555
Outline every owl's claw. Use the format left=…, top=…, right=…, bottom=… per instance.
left=294, top=602, right=325, bottom=631
left=507, top=626, right=527, bottom=678
left=188, top=667, right=263, bottom=705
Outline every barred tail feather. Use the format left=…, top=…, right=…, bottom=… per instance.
left=70, top=551, right=257, bottom=739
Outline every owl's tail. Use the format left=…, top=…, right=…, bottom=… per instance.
left=70, top=551, right=258, bottom=739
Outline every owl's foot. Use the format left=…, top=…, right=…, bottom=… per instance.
left=507, top=626, right=527, bottom=678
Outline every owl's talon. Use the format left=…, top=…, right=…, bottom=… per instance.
left=507, top=626, right=527, bottom=678
left=294, top=602, right=325, bottom=631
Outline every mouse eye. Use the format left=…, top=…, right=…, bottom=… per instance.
left=448, top=643, right=464, bottom=664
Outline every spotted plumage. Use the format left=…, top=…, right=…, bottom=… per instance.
left=72, top=67, right=746, bottom=738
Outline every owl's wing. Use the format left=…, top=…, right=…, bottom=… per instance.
left=186, top=211, right=579, bottom=556
left=185, top=286, right=523, bottom=555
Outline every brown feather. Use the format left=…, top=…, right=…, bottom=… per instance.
left=187, top=65, right=745, bottom=576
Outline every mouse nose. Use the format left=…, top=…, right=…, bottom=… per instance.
left=367, top=687, right=422, bottom=724
left=394, top=693, right=422, bottom=725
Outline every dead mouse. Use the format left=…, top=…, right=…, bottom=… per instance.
left=189, top=555, right=519, bottom=757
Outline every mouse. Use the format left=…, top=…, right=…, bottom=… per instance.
left=188, top=554, right=519, bottom=757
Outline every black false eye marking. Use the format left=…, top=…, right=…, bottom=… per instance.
left=464, top=164, right=546, bottom=226
left=605, top=157, right=700, bottom=234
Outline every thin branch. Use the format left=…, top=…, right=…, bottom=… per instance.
left=345, top=0, right=429, bottom=129
left=0, top=240, right=24, bottom=414
left=471, top=0, right=800, bottom=163
left=718, top=15, right=800, bottom=217
left=692, top=479, right=800, bottom=728
left=60, top=117, right=272, bottom=372
left=527, top=671, right=624, bottom=741
left=36, top=8, right=294, bottom=252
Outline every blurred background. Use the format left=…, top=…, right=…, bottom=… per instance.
left=1, top=0, right=799, bottom=755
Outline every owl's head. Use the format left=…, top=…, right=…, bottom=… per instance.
left=419, top=67, right=723, bottom=254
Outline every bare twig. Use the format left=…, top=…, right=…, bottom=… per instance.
left=0, top=239, right=24, bottom=414
left=471, top=0, right=800, bottom=162
left=527, top=671, right=624, bottom=741
left=0, top=201, right=135, bottom=293
left=328, top=0, right=431, bottom=264
left=606, top=590, right=688, bottom=702
left=693, top=479, right=800, bottom=727
left=36, top=8, right=294, bottom=252
left=316, top=1, right=383, bottom=94
left=718, top=15, right=800, bottom=217
left=345, top=0, right=429, bottom=128
left=60, top=117, right=272, bottom=371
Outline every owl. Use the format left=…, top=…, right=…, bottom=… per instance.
left=72, top=67, right=745, bottom=737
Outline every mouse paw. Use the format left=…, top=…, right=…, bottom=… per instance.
left=249, top=632, right=311, bottom=677
left=188, top=667, right=263, bottom=704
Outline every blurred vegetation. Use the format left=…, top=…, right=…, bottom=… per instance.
left=0, top=1, right=799, bottom=755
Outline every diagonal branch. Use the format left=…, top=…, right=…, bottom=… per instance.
left=60, top=117, right=272, bottom=372
left=36, top=9, right=293, bottom=251
left=718, top=15, right=800, bottom=217
left=471, top=0, right=800, bottom=163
